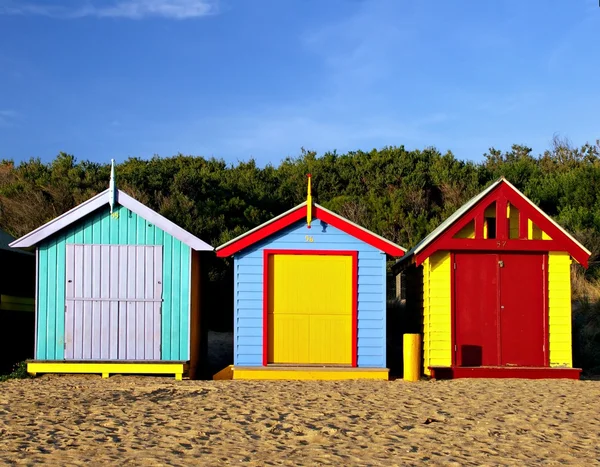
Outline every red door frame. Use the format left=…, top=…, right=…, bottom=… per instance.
left=262, top=249, right=359, bottom=367
left=451, top=251, right=549, bottom=367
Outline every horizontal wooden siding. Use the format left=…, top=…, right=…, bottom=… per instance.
left=548, top=252, right=572, bottom=367
left=423, top=251, right=452, bottom=375
left=234, top=217, right=387, bottom=368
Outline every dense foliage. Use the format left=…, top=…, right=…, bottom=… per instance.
left=2, top=139, right=599, bottom=263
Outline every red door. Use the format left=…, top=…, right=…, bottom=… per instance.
left=454, top=254, right=499, bottom=366
left=499, top=254, right=545, bottom=366
left=453, top=253, right=547, bottom=367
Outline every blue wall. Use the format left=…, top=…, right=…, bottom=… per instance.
left=234, top=217, right=387, bottom=368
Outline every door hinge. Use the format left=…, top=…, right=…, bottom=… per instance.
left=453, top=262, right=456, bottom=270
left=454, top=344, right=457, bottom=352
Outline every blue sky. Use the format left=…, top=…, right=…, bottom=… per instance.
left=0, top=0, right=598, bottom=165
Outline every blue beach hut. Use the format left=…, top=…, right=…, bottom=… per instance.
left=215, top=176, right=406, bottom=380
left=10, top=164, right=213, bottom=379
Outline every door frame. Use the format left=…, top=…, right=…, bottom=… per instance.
left=262, top=249, right=358, bottom=367
left=450, top=251, right=549, bottom=367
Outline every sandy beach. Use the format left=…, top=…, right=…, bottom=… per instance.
left=0, top=376, right=599, bottom=466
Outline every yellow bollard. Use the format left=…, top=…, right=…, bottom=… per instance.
left=403, top=333, right=421, bottom=381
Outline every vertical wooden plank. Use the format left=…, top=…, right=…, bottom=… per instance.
left=154, top=246, right=163, bottom=360
left=109, top=245, right=119, bottom=359
left=110, top=206, right=120, bottom=245
left=73, top=245, right=84, bottom=359
left=137, top=215, right=146, bottom=245
left=83, top=218, right=93, bottom=244
left=162, top=235, right=173, bottom=360
left=92, top=210, right=101, bottom=244
left=82, top=244, right=93, bottom=359
left=171, top=239, right=182, bottom=360
left=128, top=211, right=137, bottom=245
left=73, top=222, right=84, bottom=244
left=118, top=207, right=128, bottom=244
left=474, top=211, right=484, bottom=239
left=118, top=245, right=128, bottom=359
left=64, top=245, right=75, bottom=359
left=496, top=195, right=508, bottom=240
left=37, top=245, right=49, bottom=359
left=136, top=246, right=146, bottom=359
left=45, top=241, right=57, bottom=360
left=55, top=237, right=67, bottom=360
left=144, top=246, right=155, bottom=359
left=100, top=245, right=111, bottom=359
left=127, top=245, right=137, bottom=359
left=179, top=245, right=191, bottom=360
left=91, top=244, right=102, bottom=359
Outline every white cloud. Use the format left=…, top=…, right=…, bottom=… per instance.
left=0, top=0, right=217, bottom=19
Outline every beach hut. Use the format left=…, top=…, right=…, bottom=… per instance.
left=10, top=163, right=213, bottom=380
left=214, top=176, right=406, bottom=380
left=394, top=178, right=590, bottom=379
left=0, top=228, right=35, bottom=373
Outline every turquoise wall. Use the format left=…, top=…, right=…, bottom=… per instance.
left=36, top=204, right=191, bottom=361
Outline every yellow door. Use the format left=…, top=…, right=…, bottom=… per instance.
left=267, top=254, right=353, bottom=365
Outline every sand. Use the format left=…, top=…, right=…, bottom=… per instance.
left=1, top=377, right=599, bottom=466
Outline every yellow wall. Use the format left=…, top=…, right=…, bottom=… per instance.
left=508, top=204, right=519, bottom=239
left=529, top=219, right=552, bottom=240
left=422, top=252, right=452, bottom=375
left=455, top=221, right=475, bottom=239
left=548, top=252, right=573, bottom=367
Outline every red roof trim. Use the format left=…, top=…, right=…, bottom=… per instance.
left=217, top=204, right=405, bottom=258
left=415, top=181, right=590, bottom=267
left=216, top=205, right=306, bottom=257
left=313, top=206, right=405, bottom=257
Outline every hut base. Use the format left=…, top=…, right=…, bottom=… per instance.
left=214, top=365, right=389, bottom=381
left=429, top=366, right=581, bottom=380
left=27, top=361, right=189, bottom=380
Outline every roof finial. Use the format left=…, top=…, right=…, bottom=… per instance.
left=109, top=159, right=116, bottom=214
left=306, top=174, right=312, bottom=228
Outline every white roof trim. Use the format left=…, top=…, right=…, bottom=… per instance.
left=400, top=177, right=590, bottom=262
left=215, top=202, right=307, bottom=251
left=314, top=203, right=407, bottom=252
left=9, top=190, right=111, bottom=249
left=117, top=191, right=213, bottom=251
left=10, top=189, right=213, bottom=251
left=409, top=179, right=503, bottom=257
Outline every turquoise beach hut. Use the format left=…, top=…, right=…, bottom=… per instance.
left=10, top=164, right=213, bottom=379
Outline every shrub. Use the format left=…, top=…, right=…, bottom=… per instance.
left=0, top=361, right=31, bottom=382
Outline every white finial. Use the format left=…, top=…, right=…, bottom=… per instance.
left=109, top=159, right=116, bottom=213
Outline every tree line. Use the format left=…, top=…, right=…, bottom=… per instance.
left=1, top=138, right=600, bottom=284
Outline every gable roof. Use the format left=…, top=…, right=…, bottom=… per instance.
left=397, top=177, right=591, bottom=267
left=0, top=228, right=32, bottom=255
left=216, top=202, right=406, bottom=257
left=9, top=189, right=213, bottom=251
